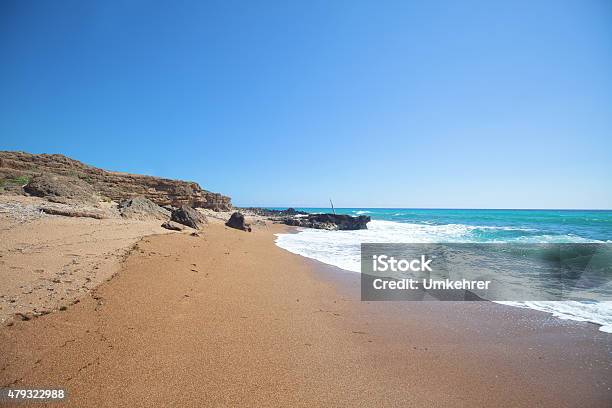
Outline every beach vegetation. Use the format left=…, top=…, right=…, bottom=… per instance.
left=0, top=175, right=31, bottom=190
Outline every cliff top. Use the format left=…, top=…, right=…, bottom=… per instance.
left=0, top=151, right=232, bottom=210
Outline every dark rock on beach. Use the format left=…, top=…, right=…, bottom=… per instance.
left=171, top=205, right=207, bottom=229
left=241, top=207, right=370, bottom=231
left=225, top=212, right=252, bottom=232
left=283, top=213, right=370, bottom=231
left=161, top=220, right=185, bottom=231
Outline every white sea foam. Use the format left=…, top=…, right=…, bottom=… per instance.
left=274, top=220, right=612, bottom=333
left=275, top=220, right=482, bottom=272
left=274, top=220, right=592, bottom=271
left=498, top=301, right=612, bottom=333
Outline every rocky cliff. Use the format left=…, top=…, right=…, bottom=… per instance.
left=0, top=151, right=232, bottom=210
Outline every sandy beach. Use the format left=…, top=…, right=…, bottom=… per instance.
left=1, top=218, right=610, bottom=407
left=0, top=196, right=173, bottom=324
left=3, top=1, right=611, bottom=405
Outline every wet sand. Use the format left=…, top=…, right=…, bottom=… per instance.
left=1, top=223, right=610, bottom=407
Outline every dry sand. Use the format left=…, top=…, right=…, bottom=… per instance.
left=1, top=218, right=611, bottom=407
left=0, top=196, right=173, bottom=324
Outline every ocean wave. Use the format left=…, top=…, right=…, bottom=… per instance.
left=274, top=220, right=596, bottom=272
left=274, top=219, right=610, bottom=333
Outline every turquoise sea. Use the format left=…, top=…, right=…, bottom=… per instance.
left=277, top=208, right=612, bottom=242
left=273, top=208, right=612, bottom=333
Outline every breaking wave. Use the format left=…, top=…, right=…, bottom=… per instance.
left=275, top=217, right=612, bottom=333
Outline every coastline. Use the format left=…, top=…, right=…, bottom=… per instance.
left=3, top=2, right=611, bottom=405
left=274, top=209, right=612, bottom=331
left=1, top=221, right=610, bottom=407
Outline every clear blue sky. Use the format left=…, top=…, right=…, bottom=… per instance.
left=1, top=0, right=611, bottom=209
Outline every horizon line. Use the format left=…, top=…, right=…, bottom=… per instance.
left=237, top=206, right=612, bottom=212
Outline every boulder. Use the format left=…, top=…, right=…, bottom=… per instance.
left=24, top=174, right=98, bottom=205
left=225, top=212, right=251, bottom=232
left=171, top=205, right=207, bottom=229
left=283, top=214, right=370, bottom=231
left=161, top=221, right=185, bottom=231
left=119, top=197, right=170, bottom=221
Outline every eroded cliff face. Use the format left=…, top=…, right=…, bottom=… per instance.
left=0, top=151, right=232, bottom=210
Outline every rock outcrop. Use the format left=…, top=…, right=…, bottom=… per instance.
left=0, top=151, right=232, bottom=210
left=282, top=213, right=370, bottom=231
left=24, top=174, right=99, bottom=205
left=171, top=205, right=207, bottom=229
left=242, top=207, right=309, bottom=217
left=225, top=212, right=251, bottom=232
left=119, top=197, right=170, bottom=221
left=39, top=206, right=107, bottom=219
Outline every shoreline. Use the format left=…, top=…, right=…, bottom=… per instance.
left=289, top=241, right=611, bottom=334
left=274, top=213, right=612, bottom=332
left=304, top=249, right=609, bottom=331
left=1, top=221, right=610, bottom=406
